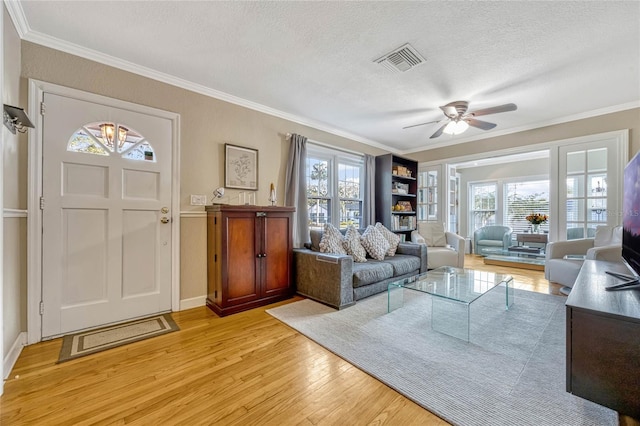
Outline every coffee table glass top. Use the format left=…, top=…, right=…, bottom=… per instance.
left=391, top=266, right=513, bottom=305
left=482, top=247, right=546, bottom=259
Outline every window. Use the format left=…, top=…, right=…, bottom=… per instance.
left=505, top=180, right=550, bottom=234
left=470, top=183, right=497, bottom=232
left=67, top=122, right=156, bottom=162
left=565, top=148, right=608, bottom=239
left=306, top=146, right=363, bottom=230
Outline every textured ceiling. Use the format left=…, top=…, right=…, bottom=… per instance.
left=10, top=1, right=640, bottom=153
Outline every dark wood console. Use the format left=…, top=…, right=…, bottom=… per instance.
left=566, top=260, right=640, bottom=418
left=205, top=204, right=295, bottom=316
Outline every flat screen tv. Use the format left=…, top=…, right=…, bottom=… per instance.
left=606, top=150, right=640, bottom=290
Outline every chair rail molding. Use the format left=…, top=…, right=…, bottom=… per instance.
left=3, top=208, right=28, bottom=218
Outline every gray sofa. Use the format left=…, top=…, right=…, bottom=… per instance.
left=294, top=229, right=427, bottom=310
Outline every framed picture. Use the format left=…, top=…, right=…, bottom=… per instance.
left=225, top=144, right=258, bottom=190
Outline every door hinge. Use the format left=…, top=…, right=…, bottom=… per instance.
left=40, top=102, right=46, bottom=115
left=214, top=254, right=217, bottom=262
left=214, top=290, right=218, bottom=298
left=214, top=217, right=217, bottom=225
left=39, top=301, right=44, bottom=315
left=39, top=196, right=45, bottom=210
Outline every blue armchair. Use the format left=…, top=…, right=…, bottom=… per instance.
left=474, top=225, right=513, bottom=255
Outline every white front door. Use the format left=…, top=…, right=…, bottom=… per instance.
left=41, top=93, right=173, bottom=338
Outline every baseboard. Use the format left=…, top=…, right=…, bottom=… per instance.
left=4, top=332, right=27, bottom=380
left=180, top=296, right=206, bottom=311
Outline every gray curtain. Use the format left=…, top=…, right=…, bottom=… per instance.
left=362, top=154, right=376, bottom=227
left=285, top=134, right=309, bottom=247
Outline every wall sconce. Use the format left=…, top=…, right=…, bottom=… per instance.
left=3, top=104, right=35, bottom=134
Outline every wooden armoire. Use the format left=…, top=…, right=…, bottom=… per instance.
left=205, top=204, right=295, bottom=316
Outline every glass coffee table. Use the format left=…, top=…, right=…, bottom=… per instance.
left=388, top=266, right=514, bottom=341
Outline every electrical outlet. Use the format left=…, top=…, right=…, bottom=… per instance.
left=190, top=194, right=207, bottom=206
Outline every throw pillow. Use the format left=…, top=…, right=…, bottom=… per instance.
left=417, top=222, right=447, bottom=247
left=375, top=222, right=401, bottom=256
left=309, top=229, right=323, bottom=252
left=343, top=225, right=367, bottom=262
left=360, top=225, right=390, bottom=261
left=319, top=223, right=347, bottom=255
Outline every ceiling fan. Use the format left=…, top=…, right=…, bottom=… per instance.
left=403, top=101, right=517, bottom=139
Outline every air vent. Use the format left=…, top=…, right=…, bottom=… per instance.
left=374, top=43, right=426, bottom=73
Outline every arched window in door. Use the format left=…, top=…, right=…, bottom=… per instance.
left=67, top=122, right=156, bottom=162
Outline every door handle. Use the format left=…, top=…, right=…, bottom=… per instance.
left=257, top=254, right=263, bottom=258
left=160, top=217, right=170, bottom=224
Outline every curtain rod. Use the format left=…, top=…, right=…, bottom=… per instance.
left=286, top=133, right=364, bottom=157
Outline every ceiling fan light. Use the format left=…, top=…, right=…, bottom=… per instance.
left=455, top=120, right=469, bottom=134
left=442, top=120, right=469, bottom=135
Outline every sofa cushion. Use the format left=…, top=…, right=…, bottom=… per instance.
left=319, top=223, right=347, bottom=255
left=383, top=254, right=421, bottom=276
left=343, top=225, right=367, bottom=262
left=477, top=239, right=504, bottom=247
left=417, top=222, right=447, bottom=247
left=426, top=246, right=457, bottom=269
left=375, top=222, right=401, bottom=256
left=360, top=225, right=390, bottom=261
left=352, top=261, right=394, bottom=287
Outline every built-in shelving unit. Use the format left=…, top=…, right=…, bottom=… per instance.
left=375, top=154, right=418, bottom=241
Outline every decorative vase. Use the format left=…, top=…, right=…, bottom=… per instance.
left=532, top=224, right=540, bottom=234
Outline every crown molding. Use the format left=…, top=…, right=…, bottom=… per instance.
left=4, top=0, right=30, bottom=38
left=400, top=101, right=640, bottom=155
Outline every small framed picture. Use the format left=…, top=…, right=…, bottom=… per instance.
left=225, top=144, right=258, bottom=190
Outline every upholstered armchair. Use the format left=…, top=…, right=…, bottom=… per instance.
left=545, top=225, right=623, bottom=294
left=411, top=222, right=465, bottom=269
left=473, top=225, right=512, bottom=256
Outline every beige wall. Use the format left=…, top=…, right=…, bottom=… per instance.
left=19, top=41, right=386, bottom=303
left=3, top=6, right=27, bottom=362
left=409, top=108, right=640, bottom=163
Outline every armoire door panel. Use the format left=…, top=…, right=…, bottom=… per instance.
left=224, top=216, right=258, bottom=302
left=263, top=216, right=292, bottom=294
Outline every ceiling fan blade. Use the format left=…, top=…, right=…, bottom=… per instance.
left=402, top=120, right=440, bottom=130
left=466, top=118, right=497, bottom=130
left=430, top=122, right=449, bottom=139
left=469, top=103, right=517, bottom=117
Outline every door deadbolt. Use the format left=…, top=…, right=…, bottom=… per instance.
left=161, top=207, right=169, bottom=214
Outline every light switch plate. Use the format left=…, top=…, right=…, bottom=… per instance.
left=190, top=194, right=207, bottom=206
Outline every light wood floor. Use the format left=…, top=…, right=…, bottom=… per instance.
left=0, top=256, right=574, bottom=425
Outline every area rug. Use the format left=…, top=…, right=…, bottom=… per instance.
left=267, top=289, right=617, bottom=426
left=58, top=313, right=179, bottom=363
